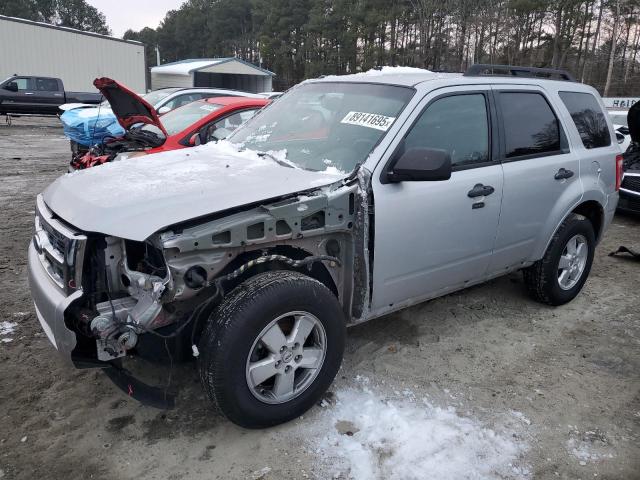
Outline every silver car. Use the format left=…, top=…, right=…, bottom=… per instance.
left=28, top=65, right=620, bottom=428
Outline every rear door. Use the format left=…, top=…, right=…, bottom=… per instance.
left=32, top=77, right=65, bottom=113
left=487, top=86, right=581, bottom=275
left=371, top=86, right=504, bottom=312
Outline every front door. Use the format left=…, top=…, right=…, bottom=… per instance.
left=371, top=87, right=504, bottom=312
left=1, top=77, right=35, bottom=113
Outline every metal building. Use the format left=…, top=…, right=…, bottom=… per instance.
left=151, top=58, right=274, bottom=93
left=0, top=15, right=146, bottom=93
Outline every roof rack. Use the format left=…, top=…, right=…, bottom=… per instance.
left=464, top=64, right=576, bottom=82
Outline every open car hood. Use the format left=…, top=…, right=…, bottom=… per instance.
left=93, top=77, right=168, bottom=136
left=628, top=101, right=640, bottom=144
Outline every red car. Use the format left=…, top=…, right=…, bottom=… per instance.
left=71, top=78, right=269, bottom=169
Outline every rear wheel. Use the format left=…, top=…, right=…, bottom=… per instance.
left=198, top=270, right=345, bottom=428
left=523, top=213, right=595, bottom=306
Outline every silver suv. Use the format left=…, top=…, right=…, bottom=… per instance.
left=28, top=65, right=621, bottom=428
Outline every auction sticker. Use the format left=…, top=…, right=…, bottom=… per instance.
left=340, top=111, right=396, bottom=131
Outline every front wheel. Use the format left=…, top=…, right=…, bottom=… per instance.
left=523, top=213, right=595, bottom=306
left=198, top=271, right=345, bottom=428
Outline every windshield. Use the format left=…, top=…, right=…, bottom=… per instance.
left=608, top=113, right=628, bottom=127
left=142, top=88, right=180, bottom=107
left=228, top=82, right=414, bottom=173
left=142, top=101, right=223, bottom=136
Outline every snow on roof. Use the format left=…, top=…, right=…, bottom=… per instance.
left=151, top=58, right=274, bottom=76
left=313, top=66, right=461, bottom=87
left=151, top=59, right=225, bottom=75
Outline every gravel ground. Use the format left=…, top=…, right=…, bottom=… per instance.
left=0, top=117, right=639, bottom=480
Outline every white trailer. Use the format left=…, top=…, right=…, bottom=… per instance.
left=0, top=15, right=146, bottom=93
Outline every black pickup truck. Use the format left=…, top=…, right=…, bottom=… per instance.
left=0, top=75, right=102, bottom=115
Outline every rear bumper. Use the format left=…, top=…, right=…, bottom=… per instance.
left=618, top=172, right=640, bottom=213
left=28, top=241, right=81, bottom=365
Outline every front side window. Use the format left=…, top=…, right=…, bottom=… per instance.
left=228, top=82, right=414, bottom=173
left=211, top=109, right=259, bottom=140
left=559, top=91, right=611, bottom=149
left=11, top=78, right=31, bottom=90
left=35, top=78, right=59, bottom=91
left=403, top=94, right=490, bottom=167
left=499, top=92, right=561, bottom=158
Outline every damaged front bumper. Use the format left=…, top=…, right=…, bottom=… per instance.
left=27, top=241, right=80, bottom=364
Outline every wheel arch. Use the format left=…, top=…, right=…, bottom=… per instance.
left=571, top=200, right=605, bottom=242
left=215, top=245, right=339, bottom=298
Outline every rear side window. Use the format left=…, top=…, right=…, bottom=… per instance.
left=499, top=92, right=561, bottom=158
left=558, top=91, right=611, bottom=149
left=35, top=78, right=59, bottom=91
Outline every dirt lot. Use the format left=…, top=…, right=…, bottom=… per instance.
left=0, top=117, right=639, bottom=480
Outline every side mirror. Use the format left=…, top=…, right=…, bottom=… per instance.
left=387, top=147, right=452, bottom=182
left=199, top=124, right=218, bottom=145
left=616, top=132, right=625, bottom=145
left=157, top=106, right=171, bottom=115
left=189, top=133, right=201, bottom=146
left=4, top=82, right=18, bottom=92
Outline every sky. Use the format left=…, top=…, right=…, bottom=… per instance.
left=86, top=0, right=185, bottom=37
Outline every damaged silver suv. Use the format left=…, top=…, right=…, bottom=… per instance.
left=28, top=65, right=621, bottom=428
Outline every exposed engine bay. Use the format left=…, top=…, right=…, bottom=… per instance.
left=70, top=77, right=167, bottom=170
left=70, top=127, right=163, bottom=169
left=64, top=177, right=365, bottom=364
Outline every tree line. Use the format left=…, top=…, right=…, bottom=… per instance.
left=1, top=0, right=111, bottom=35
left=122, top=0, right=639, bottom=96
left=122, top=0, right=640, bottom=96
left=2, top=0, right=638, bottom=95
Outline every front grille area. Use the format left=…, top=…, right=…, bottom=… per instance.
left=621, top=174, right=640, bottom=193
left=34, top=195, right=87, bottom=294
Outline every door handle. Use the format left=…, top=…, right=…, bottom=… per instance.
left=554, top=168, right=574, bottom=180
left=24, top=92, right=34, bottom=95
left=467, top=183, right=495, bottom=198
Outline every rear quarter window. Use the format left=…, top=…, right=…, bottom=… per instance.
left=558, top=91, right=611, bottom=149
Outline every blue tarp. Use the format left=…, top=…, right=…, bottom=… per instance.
left=60, top=107, right=125, bottom=146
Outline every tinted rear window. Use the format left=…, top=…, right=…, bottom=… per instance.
left=559, top=91, right=611, bottom=149
left=499, top=92, right=561, bottom=158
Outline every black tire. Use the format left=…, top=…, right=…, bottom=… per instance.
left=523, top=213, right=595, bottom=306
left=198, top=270, right=345, bottom=428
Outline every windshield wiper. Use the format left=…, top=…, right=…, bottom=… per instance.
left=256, top=151, right=295, bottom=168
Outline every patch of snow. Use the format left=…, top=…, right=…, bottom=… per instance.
left=567, top=438, right=614, bottom=464
left=0, top=321, right=17, bottom=343
left=306, top=388, right=528, bottom=480
left=321, top=166, right=346, bottom=176
left=250, top=466, right=271, bottom=479
left=511, top=411, right=532, bottom=426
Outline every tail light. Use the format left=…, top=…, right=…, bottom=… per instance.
left=615, top=154, right=624, bottom=191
